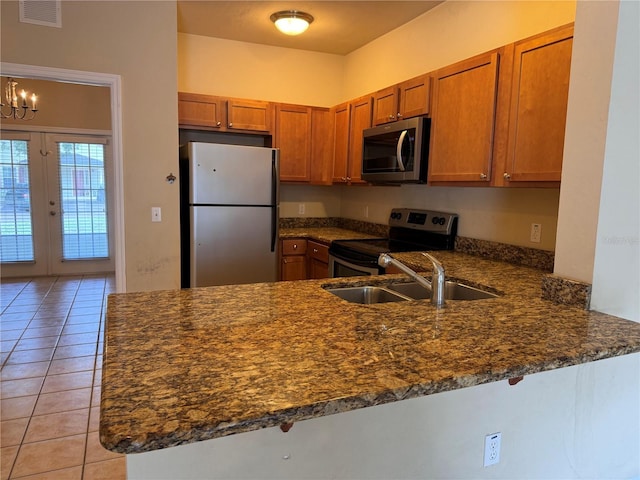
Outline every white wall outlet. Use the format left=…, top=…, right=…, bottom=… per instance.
left=151, top=207, right=161, bottom=222
left=484, top=432, right=501, bottom=467
left=298, top=203, right=305, bottom=215
left=530, top=223, right=542, bottom=243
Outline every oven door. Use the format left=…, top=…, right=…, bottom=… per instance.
left=328, top=254, right=383, bottom=278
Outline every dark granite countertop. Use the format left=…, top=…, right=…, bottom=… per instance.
left=100, top=249, right=640, bottom=454
left=279, top=226, right=382, bottom=243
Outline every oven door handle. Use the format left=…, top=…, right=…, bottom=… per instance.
left=396, top=130, right=408, bottom=172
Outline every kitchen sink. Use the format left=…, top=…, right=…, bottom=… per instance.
left=325, top=286, right=412, bottom=304
left=387, top=281, right=499, bottom=301
left=325, top=281, right=499, bottom=304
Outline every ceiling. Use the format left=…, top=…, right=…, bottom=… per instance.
left=177, top=1, right=444, bottom=56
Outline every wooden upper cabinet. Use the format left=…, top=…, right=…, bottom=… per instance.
left=178, top=93, right=224, bottom=129
left=372, top=74, right=431, bottom=126
left=310, top=107, right=334, bottom=185
left=398, top=74, right=431, bottom=120
left=428, top=51, right=500, bottom=184
left=502, top=24, right=573, bottom=184
left=347, top=95, right=373, bottom=184
left=332, top=102, right=351, bottom=183
left=275, top=104, right=312, bottom=182
left=372, top=86, right=399, bottom=125
left=227, top=99, right=272, bottom=132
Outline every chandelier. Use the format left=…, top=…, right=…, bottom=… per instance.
left=1, top=77, right=38, bottom=120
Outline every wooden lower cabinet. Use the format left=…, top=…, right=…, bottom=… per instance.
left=307, top=240, right=330, bottom=279
left=280, top=239, right=330, bottom=281
left=280, top=239, right=307, bottom=281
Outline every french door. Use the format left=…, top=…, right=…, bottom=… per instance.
left=0, top=131, right=114, bottom=277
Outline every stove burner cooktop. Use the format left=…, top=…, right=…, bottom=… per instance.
left=329, top=208, right=458, bottom=261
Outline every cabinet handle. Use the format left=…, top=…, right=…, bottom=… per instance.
left=480, top=173, right=487, bottom=179
left=228, top=123, right=233, bottom=128
left=503, top=173, right=511, bottom=180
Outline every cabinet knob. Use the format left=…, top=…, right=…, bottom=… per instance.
left=479, top=173, right=487, bottom=180
left=397, top=113, right=403, bottom=119
left=346, top=177, right=351, bottom=182
left=216, top=121, right=221, bottom=127
left=228, top=123, right=233, bottom=128
left=293, top=244, right=297, bottom=249
left=313, top=248, right=318, bottom=253
left=388, top=114, right=395, bottom=120
left=503, top=173, right=511, bottom=180
left=341, top=177, right=347, bottom=182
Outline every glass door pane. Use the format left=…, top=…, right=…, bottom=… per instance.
left=58, top=141, right=109, bottom=260
left=0, top=138, right=34, bottom=262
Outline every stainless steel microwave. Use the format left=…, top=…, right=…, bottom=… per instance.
left=361, top=116, right=430, bottom=184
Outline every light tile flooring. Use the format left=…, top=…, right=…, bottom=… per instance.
left=0, top=275, right=127, bottom=480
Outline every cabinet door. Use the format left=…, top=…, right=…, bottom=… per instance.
left=332, top=103, right=350, bottom=183
left=178, top=93, right=224, bottom=129
left=348, top=95, right=373, bottom=184
left=281, top=255, right=307, bottom=281
left=429, top=52, right=499, bottom=183
left=372, top=86, right=399, bottom=125
left=310, top=107, right=334, bottom=185
left=504, top=26, right=573, bottom=183
left=307, top=240, right=329, bottom=279
left=276, top=104, right=312, bottom=182
left=398, top=74, right=431, bottom=119
left=227, top=99, right=273, bottom=132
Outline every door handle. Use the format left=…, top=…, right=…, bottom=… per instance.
left=396, top=130, right=407, bottom=172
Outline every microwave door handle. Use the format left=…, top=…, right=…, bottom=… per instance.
left=396, top=130, right=407, bottom=171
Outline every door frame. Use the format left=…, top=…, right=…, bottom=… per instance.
left=1, top=62, right=126, bottom=292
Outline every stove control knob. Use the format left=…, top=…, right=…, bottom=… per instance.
left=432, top=216, right=440, bottom=224
left=439, top=217, right=446, bottom=225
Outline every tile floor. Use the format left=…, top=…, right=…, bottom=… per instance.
left=1, top=275, right=127, bottom=480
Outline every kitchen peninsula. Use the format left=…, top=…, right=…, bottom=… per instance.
left=100, top=250, right=640, bottom=478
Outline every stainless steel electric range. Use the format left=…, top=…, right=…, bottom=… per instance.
left=328, top=208, right=458, bottom=277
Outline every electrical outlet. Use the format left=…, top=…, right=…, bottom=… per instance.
left=298, top=203, right=305, bottom=215
left=151, top=207, right=161, bottom=222
left=364, top=205, right=369, bottom=218
left=484, top=432, right=501, bottom=467
left=530, top=223, right=542, bottom=243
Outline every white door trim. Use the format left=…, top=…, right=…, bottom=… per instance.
left=1, top=62, right=126, bottom=292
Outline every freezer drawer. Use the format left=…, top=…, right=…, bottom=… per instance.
left=190, top=206, right=278, bottom=287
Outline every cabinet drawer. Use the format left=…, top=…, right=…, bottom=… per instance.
left=282, top=239, right=307, bottom=255
left=307, top=240, right=329, bottom=263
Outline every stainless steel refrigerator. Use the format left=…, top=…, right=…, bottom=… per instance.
left=179, top=142, right=279, bottom=287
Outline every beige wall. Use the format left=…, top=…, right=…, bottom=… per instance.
left=343, top=0, right=577, bottom=98
left=1, top=1, right=179, bottom=293
left=178, top=33, right=344, bottom=106
left=0, top=77, right=111, bottom=130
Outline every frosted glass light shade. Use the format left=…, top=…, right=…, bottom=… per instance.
left=270, top=11, right=314, bottom=36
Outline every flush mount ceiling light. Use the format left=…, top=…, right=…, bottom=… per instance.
left=270, top=10, right=314, bottom=36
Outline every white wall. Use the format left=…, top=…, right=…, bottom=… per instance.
left=128, top=354, right=640, bottom=479
left=590, top=0, right=640, bottom=321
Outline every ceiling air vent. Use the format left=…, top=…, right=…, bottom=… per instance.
left=19, top=0, right=62, bottom=28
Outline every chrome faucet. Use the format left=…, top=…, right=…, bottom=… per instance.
left=378, top=252, right=446, bottom=308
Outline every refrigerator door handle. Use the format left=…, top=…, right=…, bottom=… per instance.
left=271, top=151, right=278, bottom=252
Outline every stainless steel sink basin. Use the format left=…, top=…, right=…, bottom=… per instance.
left=387, top=281, right=499, bottom=301
left=325, top=286, right=412, bottom=304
